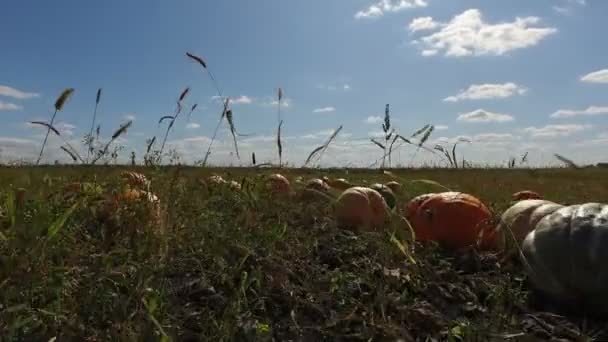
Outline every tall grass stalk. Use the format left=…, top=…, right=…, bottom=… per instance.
left=36, top=88, right=74, bottom=165
left=277, top=88, right=283, bottom=167
left=91, top=120, right=133, bottom=165
left=30, top=121, right=84, bottom=163
left=86, top=88, right=102, bottom=163
left=158, top=87, right=190, bottom=163
left=186, top=52, right=228, bottom=166
left=202, top=98, right=230, bottom=166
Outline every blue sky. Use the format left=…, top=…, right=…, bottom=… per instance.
left=1, top=0, right=607, bottom=166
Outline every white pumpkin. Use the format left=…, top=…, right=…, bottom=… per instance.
left=497, top=200, right=564, bottom=250
left=521, top=203, right=608, bottom=314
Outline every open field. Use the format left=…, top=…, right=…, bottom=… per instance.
left=1, top=166, right=607, bottom=341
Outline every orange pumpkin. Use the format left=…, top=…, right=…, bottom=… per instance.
left=384, top=181, right=402, bottom=193
left=268, top=174, right=291, bottom=194
left=335, top=187, right=390, bottom=230
left=512, top=190, right=542, bottom=201
left=409, top=192, right=496, bottom=250
left=404, top=193, right=438, bottom=221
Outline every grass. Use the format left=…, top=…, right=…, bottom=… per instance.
left=1, top=166, right=607, bottom=341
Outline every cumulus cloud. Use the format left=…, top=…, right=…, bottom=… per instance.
left=409, top=16, right=440, bottom=32
left=550, top=106, right=608, bottom=118
left=457, top=109, right=514, bottom=123
left=231, top=95, right=253, bottom=105
left=435, top=125, right=449, bottom=130
left=0, top=101, right=22, bottom=111
left=444, top=83, right=527, bottom=102
left=0, top=85, right=39, bottom=99
left=186, top=122, right=200, bottom=129
left=313, top=107, right=336, bottom=113
left=355, top=0, right=427, bottom=19
left=410, top=9, right=557, bottom=57
left=523, top=124, right=591, bottom=138
left=365, top=116, right=383, bottom=124
left=580, top=69, right=608, bottom=84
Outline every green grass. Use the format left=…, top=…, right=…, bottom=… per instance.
left=0, top=166, right=607, bottom=341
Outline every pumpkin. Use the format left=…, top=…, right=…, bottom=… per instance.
left=326, top=178, right=353, bottom=191
left=408, top=192, right=496, bottom=249
left=268, top=174, right=291, bottom=194
left=306, top=178, right=330, bottom=192
left=370, top=183, right=397, bottom=209
left=228, top=180, right=242, bottom=191
left=521, top=203, right=608, bottom=314
left=512, top=190, right=542, bottom=201
left=404, top=193, right=437, bottom=221
left=121, top=171, right=150, bottom=189
left=385, top=181, right=402, bottom=193
left=334, top=187, right=390, bottom=230
left=207, top=175, right=227, bottom=185
left=496, top=200, right=564, bottom=250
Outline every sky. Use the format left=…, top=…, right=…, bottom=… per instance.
left=0, top=0, right=607, bottom=167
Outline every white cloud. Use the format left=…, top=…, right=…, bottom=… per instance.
left=552, top=6, right=570, bottom=15
left=409, top=16, right=440, bottom=32
left=0, top=101, right=22, bottom=111
left=523, top=124, right=591, bottom=138
left=457, top=109, right=514, bottom=123
left=444, top=83, right=527, bottom=102
left=473, top=133, right=518, bottom=143
left=231, top=95, right=253, bottom=105
left=263, top=98, right=291, bottom=108
left=313, top=106, right=336, bottom=113
left=421, top=49, right=438, bottom=56
left=0, top=85, right=39, bottom=99
left=317, top=84, right=351, bottom=91
left=365, top=116, right=383, bottom=124
left=411, top=9, right=557, bottom=57
left=550, top=106, right=608, bottom=118
left=355, top=0, right=427, bottom=19
left=186, top=122, right=200, bottom=129
left=124, top=114, right=136, bottom=121
left=299, top=129, right=350, bottom=141
left=56, top=122, right=76, bottom=136
left=580, top=69, right=608, bottom=84
left=435, top=125, right=449, bottom=130
left=368, top=130, right=386, bottom=138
